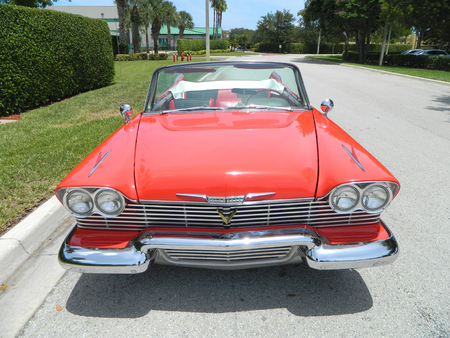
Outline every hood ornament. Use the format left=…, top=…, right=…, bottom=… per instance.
left=217, top=209, right=237, bottom=225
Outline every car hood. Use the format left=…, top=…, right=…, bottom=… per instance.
left=134, top=111, right=318, bottom=201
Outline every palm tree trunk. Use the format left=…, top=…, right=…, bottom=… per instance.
left=116, top=0, right=128, bottom=54
left=152, top=22, right=161, bottom=54
left=131, top=5, right=140, bottom=54
left=167, top=25, right=172, bottom=51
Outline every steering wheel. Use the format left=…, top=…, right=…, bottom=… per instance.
left=246, top=89, right=289, bottom=105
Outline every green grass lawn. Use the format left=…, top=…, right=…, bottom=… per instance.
left=306, top=55, right=450, bottom=82
left=0, top=60, right=181, bottom=235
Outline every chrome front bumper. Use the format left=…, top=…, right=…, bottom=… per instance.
left=59, top=223, right=399, bottom=273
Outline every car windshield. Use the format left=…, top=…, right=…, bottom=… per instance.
left=144, top=62, right=310, bottom=113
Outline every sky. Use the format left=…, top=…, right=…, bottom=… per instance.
left=53, top=0, right=305, bottom=30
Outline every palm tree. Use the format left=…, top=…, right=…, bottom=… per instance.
left=115, top=0, right=128, bottom=53
left=164, top=2, right=177, bottom=51
left=210, top=0, right=217, bottom=40
left=149, top=0, right=172, bottom=54
left=210, top=0, right=227, bottom=40
left=216, top=0, right=227, bottom=39
left=177, top=11, right=194, bottom=39
left=138, top=0, right=152, bottom=52
left=129, top=0, right=140, bottom=53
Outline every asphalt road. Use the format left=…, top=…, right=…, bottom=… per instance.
left=17, top=54, right=450, bottom=338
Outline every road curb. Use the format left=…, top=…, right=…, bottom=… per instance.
left=0, top=196, right=70, bottom=285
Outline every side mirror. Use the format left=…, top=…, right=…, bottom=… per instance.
left=120, top=104, right=133, bottom=124
left=320, top=99, right=334, bottom=117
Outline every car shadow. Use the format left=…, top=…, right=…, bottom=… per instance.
left=65, top=264, right=373, bottom=318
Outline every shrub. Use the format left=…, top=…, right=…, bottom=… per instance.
left=115, top=53, right=168, bottom=61
left=0, top=5, right=115, bottom=116
left=385, top=54, right=450, bottom=70
left=176, top=39, right=227, bottom=55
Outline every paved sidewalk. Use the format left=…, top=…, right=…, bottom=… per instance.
left=0, top=196, right=71, bottom=285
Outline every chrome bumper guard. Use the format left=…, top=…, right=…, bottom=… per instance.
left=59, top=222, right=398, bottom=273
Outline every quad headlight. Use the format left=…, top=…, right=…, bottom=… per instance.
left=66, top=190, right=94, bottom=216
left=361, top=184, right=390, bottom=212
left=328, top=182, right=397, bottom=214
left=60, top=188, right=125, bottom=217
left=330, top=185, right=360, bottom=212
left=95, top=189, right=124, bottom=216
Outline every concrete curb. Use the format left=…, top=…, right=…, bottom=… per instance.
left=0, top=196, right=70, bottom=285
left=339, top=63, right=450, bottom=86
left=303, top=56, right=450, bottom=87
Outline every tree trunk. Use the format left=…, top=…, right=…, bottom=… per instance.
left=343, top=31, right=349, bottom=61
left=116, top=0, right=128, bottom=54
left=167, top=25, right=172, bottom=51
left=364, top=29, right=371, bottom=64
left=213, top=6, right=216, bottom=40
left=131, top=5, right=140, bottom=54
left=180, top=28, right=184, bottom=39
left=379, top=20, right=388, bottom=66
left=146, top=29, right=150, bottom=53
left=152, top=22, right=161, bottom=54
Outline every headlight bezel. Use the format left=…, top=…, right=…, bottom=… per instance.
left=60, top=187, right=126, bottom=218
left=328, top=182, right=398, bottom=214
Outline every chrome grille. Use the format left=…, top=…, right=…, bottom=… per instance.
left=164, top=246, right=292, bottom=262
left=76, top=199, right=381, bottom=230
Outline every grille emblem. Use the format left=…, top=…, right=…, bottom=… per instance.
left=217, top=209, right=237, bottom=225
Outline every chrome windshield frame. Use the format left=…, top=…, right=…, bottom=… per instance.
left=143, top=61, right=311, bottom=114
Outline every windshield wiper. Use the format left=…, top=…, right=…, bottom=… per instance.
left=160, top=107, right=226, bottom=114
left=229, top=105, right=294, bottom=111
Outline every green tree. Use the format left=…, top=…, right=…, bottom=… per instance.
left=211, top=0, right=227, bottom=39
left=229, top=28, right=255, bottom=42
left=164, top=2, right=177, bottom=51
left=139, top=0, right=153, bottom=52
left=115, top=0, right=129, bottom=53
left=129, top=0, right=141, bottom=53
left=256, top=9, right=295, bottom=45
left=402, top=0, right=450, bottom=49
left=177, top=11, right=194, bottom=39
left=1, top=0, right=58, bottom=7
left=235, top=34, right=248, bottom=51
left=302, top=0, right=383, bottom=63
left=149, top=0, right=172, bottom=54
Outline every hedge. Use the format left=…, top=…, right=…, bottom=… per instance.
left=0, top=5, right=115, bottom=116
left=181, top=49, right=229, bottom=55
left=115, top=53, right=169, bottom=61
left=256, top=42, right=413, bottom=55
left=176, top=39, right=228, bottom=55
left=385, top=54, right=450, bottom=71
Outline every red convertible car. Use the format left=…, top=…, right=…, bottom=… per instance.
left=57, top=61, right=399, bottom=273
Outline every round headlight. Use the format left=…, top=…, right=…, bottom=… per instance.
left=330, top=185, right=359, bottom=212
left=66, top=190, right=94, bottom=216
left=362, top=184, right=390, bottom=212
left=95, top=189, right=124, bottom=216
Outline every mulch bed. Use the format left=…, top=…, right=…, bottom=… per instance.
left=0, top=113, right=21, bottom=120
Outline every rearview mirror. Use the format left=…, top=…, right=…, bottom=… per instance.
left=120, top=104, right=133, bottom=124
left=320, top=99, right=334, bottom=117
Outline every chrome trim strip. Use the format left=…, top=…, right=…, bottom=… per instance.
left=88, top=149, right=112, bottom=178
left=176, top=192, right=276, bottom=204
left=176, top=194, right=208, bottom=201
left=142, top=197, right=313, bottom=206
left=59, top=221, right=398, bottom=273
left=342, top=144, right=365, bottom=172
